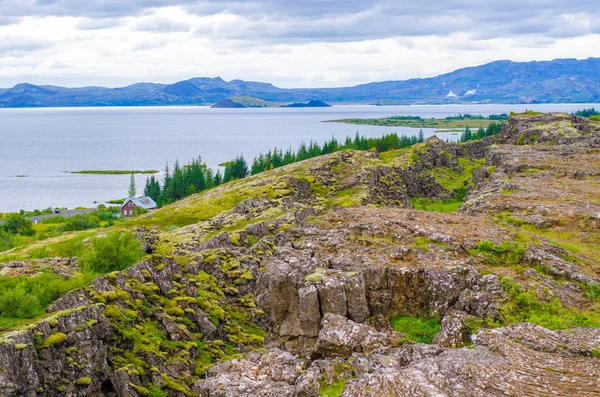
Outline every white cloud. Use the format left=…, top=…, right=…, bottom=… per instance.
left=0, top=2, right=597, bottom=88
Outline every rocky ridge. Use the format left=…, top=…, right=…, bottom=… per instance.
left=0, top=113, right=600, bottom=396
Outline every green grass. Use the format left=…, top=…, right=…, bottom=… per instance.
left=390, top=315, right=441, bottom=344
left=319, top=379, right=347, bottom=397
left=469, top=240, right=526, bottom=266
left=500, top=278, right=600, bottom=330
left=411, top=198, right=462, bottom=213
left=71, top=170, right=158, bottom=175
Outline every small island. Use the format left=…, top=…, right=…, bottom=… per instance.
left=328, top=114, right=508, bottom=128
left=211, top=96, right=332, bottom=108
left=72, top=170, right=159, bottom=175
left=280, top=100, right=331, bottom=108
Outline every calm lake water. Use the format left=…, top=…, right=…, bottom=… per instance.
left=0, top=103, right=597, bottom=212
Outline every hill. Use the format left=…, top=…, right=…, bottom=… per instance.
left=211, top=96, right=277, bottom=108
left=1, top=58, right=599, bottom=107
left=1, top=113, right=600, bottom=395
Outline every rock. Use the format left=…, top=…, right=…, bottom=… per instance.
left=315, top=313, right=402, bottom=357
left=432, top=309, right=479, bottom=347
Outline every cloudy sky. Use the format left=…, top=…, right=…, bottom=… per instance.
left=0, top=0, right=598, bottom=88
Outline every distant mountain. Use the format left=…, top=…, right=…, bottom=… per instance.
left=1, top=58, right=599, bottom=107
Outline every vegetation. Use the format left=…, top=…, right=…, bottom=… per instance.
left=81, top=230, right=144, bottom=274
left=330, top=115, right=506, bottom=129
left=2, top=213, right=35, bottom=236
left=390, top=315, right=441, bottom=344
left=500, top=278, right=600, bottom=330
left=0, top=272, right=91, bottom=324
left=72, top=170, right=158, bottom=175
left=250, top=131, right=424, bottom=175
left=128, top=174, right=137, bottom=198
left=572, top=108, right=600, bottom=118
left=459, top=123, right=502, bottom=142
left=470, top=240, right=526, bottom=266
left=143, top=157, right=222, bottom=208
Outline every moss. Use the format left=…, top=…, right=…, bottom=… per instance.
left=304, top=267, right=326, bottom=283
left=165, top=306, right=185, bottom=318
left=229, top=233, right=241, bottom=246
left=103, top=304, right=121, bottom=318
left=48, top=318, right=58, bottom=327
left=161, top=374, right=188, bottom=393
left=75, top=377, right=92, bottom=386
left=15, top=343, right=27, bottom=350
left=40, top=332, right=67, bottom=349
left=129, top=383, right=149, bottom=396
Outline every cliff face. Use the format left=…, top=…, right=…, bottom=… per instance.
left=1, top=113, right=600, bottom=396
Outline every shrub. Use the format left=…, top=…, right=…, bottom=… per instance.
left=81, top=230, right=144, bottom=274
left=0, top=230, right=14, bottom=252
left=3, top=214, right=35, bottom=236
left=56, top=214, right=100, bottom=232
left=0, top=273, right=90, bottom=321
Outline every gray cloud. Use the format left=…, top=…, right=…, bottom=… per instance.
left=0, top=0, right=597, bottom=42
left=132, top=16, right=191, bottom=33
left=0, top=36, right=53, bottom=55
left=76, top=18, right=124, bottom=30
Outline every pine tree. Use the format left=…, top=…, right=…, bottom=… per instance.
left=418, top=129, right=425, bottom=143
left=128, top=174, right=136, bottom=198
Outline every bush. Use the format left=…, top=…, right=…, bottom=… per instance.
left=3, top=214, right=35, bottom=236
left=56, top=213, right=100, bottom=232
left=0, top=231, right=14, bottom=252
left=81, top=230, right=144, bottom=274
left=0, top=273, right=90, bottom=320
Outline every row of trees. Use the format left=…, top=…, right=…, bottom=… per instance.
left=144, top=124, right=505, bottom=209
left=142, top=131, right=426, bottom=207
left=143, top=157, right=223, bottom=206
left=459, top=123, right=502, bottom=142
left=249, top=131, right=425, bottom=175
left=573, top=108, right=599, bottom=118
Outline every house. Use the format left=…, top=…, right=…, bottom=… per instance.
left=121, top=197, right=157, bottom=217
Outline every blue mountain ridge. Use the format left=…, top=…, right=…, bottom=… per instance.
left=0, top=58, right=598, bottom=107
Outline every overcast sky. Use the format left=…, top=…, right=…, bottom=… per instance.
left=0, top=0, right=598, bottom=88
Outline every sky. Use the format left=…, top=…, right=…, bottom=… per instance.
left=0, top=0, right=598, bottom=88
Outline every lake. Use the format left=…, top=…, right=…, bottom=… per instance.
left=0, top=103, right=597, bottom=212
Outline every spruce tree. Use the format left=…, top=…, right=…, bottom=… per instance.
left=128, top=174, right=136, bottom=198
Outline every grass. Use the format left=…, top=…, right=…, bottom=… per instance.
left=390, top=315, right=441, bottom=344
left=500, top=278, right=600, bottom=330
left=319, top=379, right=347, bottom=397
left=71, top=170, right=159, bottom=175
left=411, top=198, right=462, bottom=213
left=469, top=240, right=526, bottom=266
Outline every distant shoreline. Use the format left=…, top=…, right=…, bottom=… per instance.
left=71, top=170, right=159, bottom=175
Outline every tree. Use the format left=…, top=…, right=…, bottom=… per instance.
left=128, top=174, right=136, bottom=198
left=418, top=129, right=425, bottom=143
left=223, top=155, right=249, bottom=183
left=3, top=213, right=35, bottom=236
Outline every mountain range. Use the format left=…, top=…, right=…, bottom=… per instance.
left=0, top=57, right=599, bottom=107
